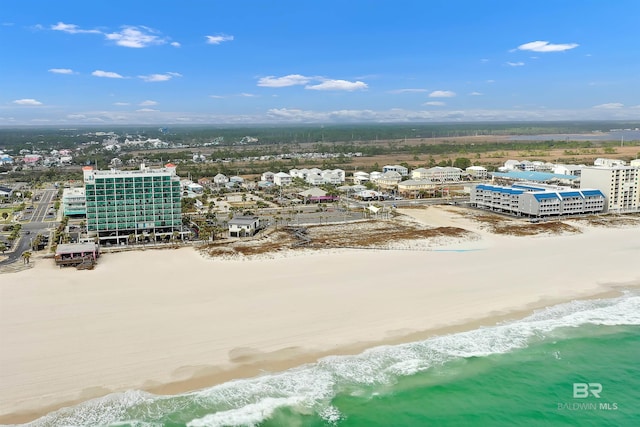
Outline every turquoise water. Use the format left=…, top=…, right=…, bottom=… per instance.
left=18, top=291, right=640, bottom=427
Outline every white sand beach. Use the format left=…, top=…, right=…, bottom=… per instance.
left=1, top=206, right=639, bottom=423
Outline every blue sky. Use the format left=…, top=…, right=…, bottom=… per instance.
left=2, top=0, right=639, bottom=125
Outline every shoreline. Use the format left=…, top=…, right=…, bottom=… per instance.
left=1, top=207, right=639, bottom=424
left=2, top=285, right=635, bottom=425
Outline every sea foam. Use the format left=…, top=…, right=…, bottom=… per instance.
left=23, top=291, right=640, bottom=427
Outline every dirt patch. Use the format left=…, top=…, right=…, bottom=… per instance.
left=454, top=209, right=582, bottom=236
left=493, top=221, right=580, bottom=236
left=199, top=218, right=474, bottom=259
left=198, top=210, right=637, bottom=260
left=567, top=214, right=640, bottom=228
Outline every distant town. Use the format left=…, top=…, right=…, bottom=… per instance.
left=1, top=123, right=639, bottom=270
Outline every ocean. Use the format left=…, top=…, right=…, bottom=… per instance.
left=17, top=290, right=640, bottom=427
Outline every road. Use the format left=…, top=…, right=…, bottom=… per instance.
left=0, top=188, right=58, bottom=267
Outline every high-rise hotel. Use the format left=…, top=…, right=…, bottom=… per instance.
left=83, top=163, right=183, bottom=244
left=580, top=165, right=639, bottom=213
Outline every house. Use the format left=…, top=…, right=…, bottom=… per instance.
left=298, top=187, right=338, bottom=203
left=228, top=216, right=260, bottom=237
left=376, top=171, right=403, bottom=191
left=0, top=153, right=14, bottom=165
left=553, top=164, right=586, bottom=177
left=321, top=169, right=343, bottom=185
left=187, top=182, right=204, bottom=194
left=398, top=179, right=437, bottom=198
left=306, top=173, right=324, bottom=186
left=261, top=171, right=275, bottom=182
left=466, top=166, right=488, bottom=179
left=369, top=171, right=383, bottom=182
left=198, top=177, right=212, bottom=186
left=382, top=165, right=409, bottom=176
left=594, top=158, right=626, bottom=167
left=213, top=173, right=229, bottom=186
left=0, top=185, right=13, bottom=199
left=273, top=172, right=292, bottom=186
left=503, top=160, right=522, bottom=170
left=353, top=171, right=370, bottom=184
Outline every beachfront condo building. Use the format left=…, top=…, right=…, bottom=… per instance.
left=580, top=166, right=639, bottom=212
left=471, top=183, right=605, bottom=217
left=83, top=163, right=183, bottom=244
left=61, top=187, right=87, bottom=216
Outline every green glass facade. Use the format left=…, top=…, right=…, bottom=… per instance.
left=84, top=173, right=182, bottom=237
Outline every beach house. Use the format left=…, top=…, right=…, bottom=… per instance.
left=228, top=216, right=260, bottom=237
left=274, top=172, right=292, bottom=186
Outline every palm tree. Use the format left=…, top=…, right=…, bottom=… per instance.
left=22, top=251, right=32, bottom=264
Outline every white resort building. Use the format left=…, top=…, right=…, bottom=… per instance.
left=580, top=165, right=639, bottom=212
left=471, top=183, right=606, bottom=217
left=61, top=187, right=87, bottom=216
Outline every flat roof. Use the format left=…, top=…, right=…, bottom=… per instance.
left=56, top=242, right=99, bottom=254
left=228, top=216, right=259, bottom=225
left=492, top=171, right=578, bottom=182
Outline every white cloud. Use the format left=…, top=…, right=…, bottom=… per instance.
left=51, top=22, right=100, bottom=34
left=429, top=90, right=456, bottom=98
left=239, top=93, right=257, bottom=97
left=170, top=42, right=181, bottom=47
left=388, top=88, right=429, bottom=94
left=506, top=61, right=525, bottom=67
left=139, top=100, right=158, bottom=106
left=209, top=95, right=225, bottom=99
left=136, top=108, right=158, bottom=112
left=305, top=79, right=368, bottom=91
left=205, top=34, right=234, bottom=45
left=423, top=101, right=445, bottom=106
left=592, top=103, right=624, bottom=109
left=516, top=40, right=579, bottom=52
left=486, top=80, right=495, bottom=83
left=138, top=72, right=182, bottom=82
left=470, top=91, right=483, bottom=96
left=113, top=102, right=130, bottom=106
left=257, top=74, right=311, bottom=87
left=92, top=70, right=124, bottom=79
left=105, top=26, right=167, bottom=48
left=12, top=99, right=43, bottom=106
left=48, top=68, right=75, bottom=74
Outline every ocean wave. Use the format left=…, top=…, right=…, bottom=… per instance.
left=22, top=291, right=640, bottom=427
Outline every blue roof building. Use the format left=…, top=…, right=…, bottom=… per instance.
left=471, top=182, right=605, bottom=217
